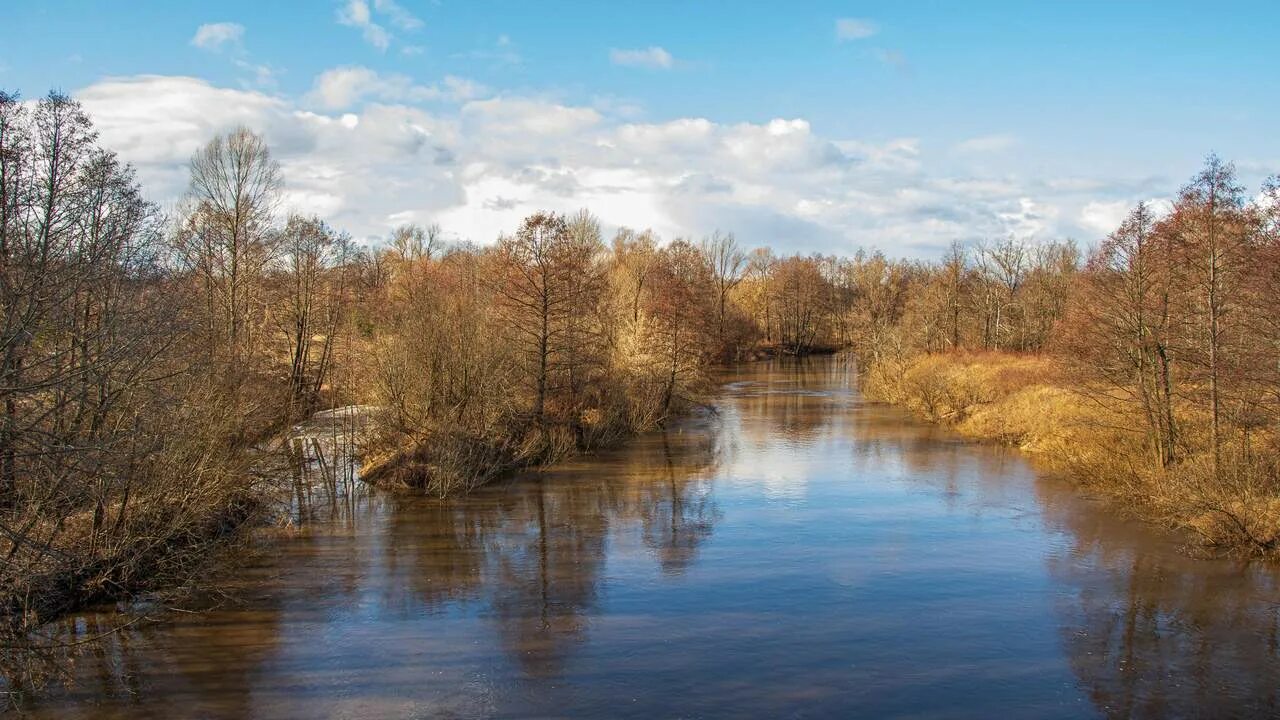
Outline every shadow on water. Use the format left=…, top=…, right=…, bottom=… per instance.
left=20, top=357, right=1280, bottom=719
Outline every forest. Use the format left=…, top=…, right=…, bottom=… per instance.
left=1, top=89, right=1279, bottom=684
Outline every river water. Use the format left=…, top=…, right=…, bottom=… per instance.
left=25, top=358, right=1280, bottom=718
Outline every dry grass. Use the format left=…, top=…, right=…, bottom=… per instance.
left=866, top=351, right=1280, bottom=558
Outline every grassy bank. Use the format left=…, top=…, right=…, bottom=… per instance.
left=865, top=351, right=1280, bottom=557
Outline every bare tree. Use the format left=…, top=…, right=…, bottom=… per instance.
left=645, top=240, right=713, bottom=415
left=744, top=247, right=776, bottom=343
left=611, top=227, right=658, bottom=324
left=1168, top=156, right=1252, bottom=477
left=699, top=231, right=746, bottom=357
left=390, top=222, right=442, bottom=262
left=278, top=214, right=351, bottom=414
left=175, top=127, right=281, bottom=362
left=977, top=238, right=1028, bottom=350
left=1063, top=203, right=1178, bottom=466
left=773, top=255, right=832, bottom=354
left=941, top=241, right=969, bottom=350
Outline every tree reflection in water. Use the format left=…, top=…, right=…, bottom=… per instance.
left=640, top=432, right=720, bottom=576
left=19, top=359, right=1280, bottom=719
left=1040, top=494, right=1280, bottom=719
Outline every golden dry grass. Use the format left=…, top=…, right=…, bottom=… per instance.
left=866, top=351, right=1280, bottom=558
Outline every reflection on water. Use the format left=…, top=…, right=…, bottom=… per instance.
left=24, top=358, right=1280, bottom=719
left=1043, top=499, right=1280, bottom=718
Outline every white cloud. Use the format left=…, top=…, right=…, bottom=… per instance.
left=337, top=0, right=390, bottom=51
left=836, top=18, right=878, bottom=41
left=338, top=0, right=370, bottom=25
left=190, top=22, right=244, bottom=51
left=308, top=66, right=379, bottom=108
left=462, top=97, right=601, bottom=137
left=1079, top=200, right=1131, bottom=237
left=373, top=0, right=423, bottom=30
left=953, top=134, right=1018, bottom=155
left=75, top=74, right=1151, bottom=255
left=997, top=197, right=1057, bottom=238
left=610, top=47, right=675, bottom=70
left=189, top=22, right=273, bottom=88
left=307, top=66, right=485, bottom=110
left=233, top=59, right=276, bottom=89
left=337, top=0, right=421, bottom=52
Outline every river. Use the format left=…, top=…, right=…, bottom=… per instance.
left=23, top=358, right=1280, bottom=718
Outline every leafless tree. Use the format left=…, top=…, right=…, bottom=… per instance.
left=174, top=127, right=281, bottom=363
left=699, top=231, right=746, bottom=356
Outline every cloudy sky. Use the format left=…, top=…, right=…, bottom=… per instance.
left=4, top=1, right=1278, bottom=256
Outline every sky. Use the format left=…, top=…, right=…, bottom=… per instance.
left=3, top=0, right=1279, bottom=257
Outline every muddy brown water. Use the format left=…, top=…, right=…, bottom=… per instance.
left=21, top=358, right=1280, bottom=719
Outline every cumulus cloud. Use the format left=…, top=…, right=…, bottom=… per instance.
left=836, top=18, right=878, bottom=41
left=75, top=74, right=1147, bottom=254
left=307, top=66, right=485, bottom=110
left=190, top=22, right=244, bottom=51
left=463, top=97, right=601, bottom=138
left=610, top=47, right=675, bottom=69
left=1079, top=200, right=1132, bottom=236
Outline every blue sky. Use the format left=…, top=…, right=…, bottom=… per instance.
left=4, top=1, right=1278, bottom=255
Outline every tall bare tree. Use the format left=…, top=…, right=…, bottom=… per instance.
left=699, top=231, right=746, bottom=357
left=1063, top=203, right=1179, bottom=466
left=278, top=214, right=351, bottom=414
left=941, top=241, right=970, bottom=350
left=1167, top=156, right=1252, bottom=477
left=175, top=127, right=281, bottom=364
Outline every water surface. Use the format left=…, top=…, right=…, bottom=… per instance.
left=28, top=359, right=1280, bottom=718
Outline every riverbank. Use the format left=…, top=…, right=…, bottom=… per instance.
left=23, top=357, right=1280, bottom=719
left=0, top=472, right=269, bottom=694
left=358, top=343, right=844, bottom=495
left=359, top=389, right=712, bottom=497
left=864, top=351, right=1280, bottom=558
left=0, top=404, right=366, bottom=698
